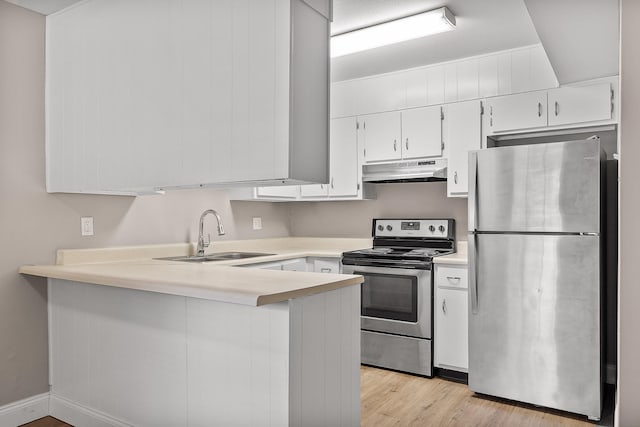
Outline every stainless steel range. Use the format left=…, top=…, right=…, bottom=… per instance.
left=342, top=218, right=455, bottom=377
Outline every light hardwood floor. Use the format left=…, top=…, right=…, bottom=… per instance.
left=22, top=366, right=600, bottom=427
left=362, top=366, right=595, bottom=427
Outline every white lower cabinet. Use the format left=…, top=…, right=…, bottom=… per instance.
left=434, top=264, right=468, bottom=372
left=281, top=258, right=308, bottom=272
left=242, top=257, right=341, bottom=273
left=310, top=258, right=341, bottom=274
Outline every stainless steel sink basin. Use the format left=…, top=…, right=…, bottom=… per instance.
left=155, top=252, right=274, bottom=263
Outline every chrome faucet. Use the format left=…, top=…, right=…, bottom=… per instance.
left=196, top=209, right=225, bottom=257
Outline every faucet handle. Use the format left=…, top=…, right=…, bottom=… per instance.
left=203, top=233, right=211, bottom=248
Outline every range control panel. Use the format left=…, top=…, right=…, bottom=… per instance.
left=373, top=219, right=454, bottom=239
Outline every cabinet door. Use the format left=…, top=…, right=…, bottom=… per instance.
left=300, top=183, right=328, bottom=198
left=447, top=100, right=482, bottom=196
left=281, top=258, right=308, bottom=272
left=256, top=185, right=300, bottom=199
left=547, top=83, right=612, bottom=127
left=312, top=258, right=340, bottom=274
left=329, top=117, right=359, bottom=197
left=435, top=287, right=468, bottom=370
left=486, top=91, right=547, bottom=133
left=362, top=112, right=402, bottom=162
left=401, top=106, right=443, bottom=159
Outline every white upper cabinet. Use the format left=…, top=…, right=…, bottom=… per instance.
left=485, top=90, right=548, bottom=133
left=301, top=116, right=358, bottom=198
left=401, top=106, right=443, bottom=160
left=361, top=112, right=403, bottom=162
left=257, top=185, right=300, bottom=199
left=361, top=108, right=443, bottom=164
left=46, top=0, right=331, bottom=194
left=299, top=183, right=329, bottom=198
left=547, top=83, right=613, bottom=127
left=486, top=81, right=616, bottom=134
left=446, top=100, right=482, bottom=197
left=246, top=116, right=369, bottom=202
left=328, top=117, right=359, bottom=197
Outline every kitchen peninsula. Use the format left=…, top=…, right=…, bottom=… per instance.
left=20, top=238, right=368, bottom=427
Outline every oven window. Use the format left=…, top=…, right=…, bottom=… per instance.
left=359, top=272, right=418, bottom=322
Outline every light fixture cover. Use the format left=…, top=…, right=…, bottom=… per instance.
left=331, top=7, right=456, bottom=58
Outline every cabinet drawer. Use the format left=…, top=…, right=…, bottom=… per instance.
left=312, top=258, right=340, bottom=274
left=435, top=265, right=468, bottom=289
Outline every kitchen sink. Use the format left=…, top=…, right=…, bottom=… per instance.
left=155, top=252, right=274, bottom=263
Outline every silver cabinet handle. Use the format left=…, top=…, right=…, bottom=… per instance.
left=442, top=299, right=447, bottom=314
left=555, top=101, right=559, bottom=116
left=405, top=138, right=409, bottom=150
left=393, top=140, right=397, bottom=151
left=321, top=268, right=332, bottom=273
left=331, top=177, right=334, bottom=189
left=446, top=276, right=461, bottom=282
left=320, top=184, right=323, bottom=189
left=538, top=102, right=542, bottom=117
left=454, top=171, right=458, bottom=184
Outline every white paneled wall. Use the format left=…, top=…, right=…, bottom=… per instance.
left=330, top=45, right=558, bottom=118
left=48, top=279, right=361, bottom=427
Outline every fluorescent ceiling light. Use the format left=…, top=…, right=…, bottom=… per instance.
left=331, top=7, right=456, bottom=58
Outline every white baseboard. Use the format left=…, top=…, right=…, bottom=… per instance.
left=0, top=393, right=49, bottom=427
left=49, top=395, right=132, bottom=427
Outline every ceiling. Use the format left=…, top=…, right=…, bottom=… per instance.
left=5, top=0, right=80, bottom=15
left=524, top=0, right=619, bottom=85
left=331, top=0, right=541, bottom=80
left=5, top=0, right=619, bottom=84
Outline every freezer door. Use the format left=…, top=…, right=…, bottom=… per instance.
left=468, top=233, right=601, bottom=419
left=473, top=139, right=601, bottom=233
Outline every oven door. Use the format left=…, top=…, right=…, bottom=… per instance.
left=342, top=264, right=432, bottom=339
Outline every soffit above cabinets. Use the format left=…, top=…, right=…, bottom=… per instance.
left=331, top=0, right=541, bottom=81
left=523, top=0, right=619, bottom=85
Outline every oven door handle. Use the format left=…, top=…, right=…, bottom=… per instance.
left=342, top=265, right=431, bottom=276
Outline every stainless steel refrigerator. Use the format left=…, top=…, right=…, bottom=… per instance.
left=468, top=139, right=603, bottom=421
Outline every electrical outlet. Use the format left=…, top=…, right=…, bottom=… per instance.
left=252, top=217, right=262, bottom=230
left=81, top=216, right=94, bottom=236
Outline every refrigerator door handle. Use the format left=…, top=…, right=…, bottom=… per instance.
left=468, top=151, right=478, bottom=232
left=469, top=232, right=478, bottom=315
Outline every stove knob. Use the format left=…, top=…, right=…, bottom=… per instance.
left=386, top=225, right=393, bottom=231
left=438, top=225, right=445, bottom=233
left=377, top=225, right=384, bottom=231
left=429, top=225, right=435, bottom=233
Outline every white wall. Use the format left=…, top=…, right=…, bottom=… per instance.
left=617, top=1, right=640, bottom=425
left=289, top=182, right=468, bottom=242
left=0, top=0, right=290, bottom=406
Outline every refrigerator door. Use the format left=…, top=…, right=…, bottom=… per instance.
left=468, top=233, right=601, bottom=419
left=472, top=139, right=601, bottom=233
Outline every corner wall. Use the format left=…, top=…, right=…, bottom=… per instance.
left=617, top=1, right=640, bottom=425
left=0, top=1, right=290, bottom=406
left=289, top=182, right=468, bottom=241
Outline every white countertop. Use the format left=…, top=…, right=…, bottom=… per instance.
left=433, top=241, right=468, bottom=265
left=20, top=238, right=371, bottom=307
